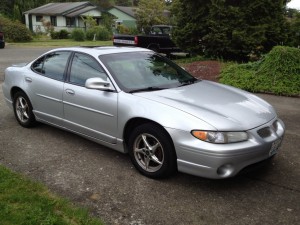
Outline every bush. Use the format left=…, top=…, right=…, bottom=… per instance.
left=220, top=46, right=300, bottom=96
left=59, top=29, right=69, bottom=39
left=50, top=30, right=70, bottom=40
left=86, top=28, right=98, bottom=41
left=86, top=26, right=111, bottom=41
left=50, top=31, right=60, bottom=39
left=71, top=28, right=85, bottom=41
left=0, top=15, right=32, bottom=42
left=96, top=26, right=111, bottom=41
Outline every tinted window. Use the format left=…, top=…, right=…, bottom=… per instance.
left=32, top=56, right=45, bottom=74
left=99, top=52, right=196, bottom=92
left=69, top=53, right=107, bottom=86
left=32, top=51, right=71, bottom=81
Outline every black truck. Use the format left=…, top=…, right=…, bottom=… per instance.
left=113, top=25, right=181, bottom=56
left=0, top=31, right=5, bottom=49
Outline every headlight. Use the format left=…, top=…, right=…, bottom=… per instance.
left=191, top=130, right=248, bottom=144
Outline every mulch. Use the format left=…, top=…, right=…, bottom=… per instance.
left=183, top=60, right=222, bottom=82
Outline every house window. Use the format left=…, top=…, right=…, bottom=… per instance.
left=66, top=17, right=76, bottom=27
left=36, top=15, right=43, bottom=22
left=50, top=16, right=57, bottom=26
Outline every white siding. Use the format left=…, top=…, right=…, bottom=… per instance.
left=81, top=9, right=101, bottom=17
left=24, top=8, right=102, bottom=33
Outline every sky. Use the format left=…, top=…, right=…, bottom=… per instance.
left=287, top=0, right=300, bottom=9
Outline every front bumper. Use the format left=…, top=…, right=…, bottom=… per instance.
left=167, top=117, right=285, bottom=179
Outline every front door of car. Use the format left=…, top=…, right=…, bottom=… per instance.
left=28, top=51, right=71, bottom=126
left=63, top=52, right=118, bottom=144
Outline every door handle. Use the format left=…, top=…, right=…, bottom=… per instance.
left=25, top=77, right=32, bottom=83
left=65, top=89, right=75, bottom=95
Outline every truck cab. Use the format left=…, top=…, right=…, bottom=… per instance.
left=113, top=25, right=180, bottom=56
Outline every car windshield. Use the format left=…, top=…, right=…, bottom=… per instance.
left=99, top=52, right=198, bottom=93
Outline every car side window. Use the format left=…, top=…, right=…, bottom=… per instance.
left=32, top=56, right=45, bottom=74
left=32, top=51, right=71, bottom=81
left=69, top=53, right=107, bottom=86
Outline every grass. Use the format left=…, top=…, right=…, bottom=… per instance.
left=9, top=38, right=113, bottom=47
left=0, top=165, right=104, bottom=225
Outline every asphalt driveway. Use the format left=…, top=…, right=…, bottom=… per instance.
left=0, top=45, right=299, bottom=225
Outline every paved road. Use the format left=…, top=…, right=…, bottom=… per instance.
left=0, top=45, right=299, bottom=225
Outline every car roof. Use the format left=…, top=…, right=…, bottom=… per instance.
left=47, top=46, right=151, bottom=57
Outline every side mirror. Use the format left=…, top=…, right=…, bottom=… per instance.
left=85, top=77, right=114, bottom=91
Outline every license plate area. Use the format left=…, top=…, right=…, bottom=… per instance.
left=269, top=138, right=282, bottom=156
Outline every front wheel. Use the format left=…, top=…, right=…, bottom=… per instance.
left=13, top=91, right=36, bottom=128
left=128, top=123, right=177, bottom=178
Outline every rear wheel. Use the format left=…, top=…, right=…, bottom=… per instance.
left=128, top=123, right=177, bottom=178
left=13, top=91, right=36, bottom=127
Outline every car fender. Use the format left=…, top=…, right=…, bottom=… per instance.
left=117, top=92, right=216, bottom=139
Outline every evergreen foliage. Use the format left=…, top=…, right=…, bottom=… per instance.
left=285, top=9, right=300, bottom=47
left=220, top=46, right=300, bottom=96
left=71, top=29, right=85, bottom=41
left=0, top=15, right=32, bottom=42
left=50, top=29, right=69, bottom=39
left=86, top=26, right=112, bottom=41
left=171, top=0, right=289, bottom=61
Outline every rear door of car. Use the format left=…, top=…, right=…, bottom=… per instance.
left=62, top=52, right=118, bottom=144
left=28, top=51, right=71, bottom=126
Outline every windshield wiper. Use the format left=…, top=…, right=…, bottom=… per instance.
left=129, top=86, right=166, bottom=93
left=178, top=78, right=199, bottom=87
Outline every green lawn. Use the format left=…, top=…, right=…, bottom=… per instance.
left=0, top=165, right=103, bottom=225
left=9, top=38, right=113, bottom=47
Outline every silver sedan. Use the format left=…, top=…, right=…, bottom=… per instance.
left=2, top=47, right=285, bottom=179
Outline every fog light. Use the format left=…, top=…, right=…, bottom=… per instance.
left=217, top=164, right=234, bottom=177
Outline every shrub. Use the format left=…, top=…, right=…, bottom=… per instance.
left=50, top=30, right=70, bottom=39
left=59, top=29, right=69, bottom=39
left=71, top=28, right=85, bottom=41
left=86, top=26, right=111, bottom=41
left=117, top=24, right=129, bottom=34
left=96, top=26, right=111, bottom=41
left=0, top=15, right=32, bottom=42
left=86, top=28, right=98, bottom=41
left=50, top=31, right=60, bottom=39
left=220, top=46, right=300, bottom=96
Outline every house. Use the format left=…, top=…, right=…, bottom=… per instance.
left=107, top=6, right=137, bottom=28
left=24, top=1, right=102, bottom=33
left=108, top=6, right=171, bottom=30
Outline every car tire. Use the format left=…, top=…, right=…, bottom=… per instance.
left=128, top=123, right=177, bottom=178
left=13, top=91, right=36, bottom=128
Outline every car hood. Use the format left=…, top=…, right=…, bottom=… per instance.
left=134, top=81, right=276, bottom=131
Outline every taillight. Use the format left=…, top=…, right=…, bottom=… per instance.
left=134, top=36, right=138, bottom=45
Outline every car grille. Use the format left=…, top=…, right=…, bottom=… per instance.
left=257, top=120, right=280, bottom=139
left=257, top=127, right=272, bottom=138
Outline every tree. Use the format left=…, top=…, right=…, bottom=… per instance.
left=172, top=0, right=289, bottom=61
left=286, top=9, right=300, bottom=47
left=171, top=0, right=211, bottom=54
left=135, top=0, right=168, bottom=33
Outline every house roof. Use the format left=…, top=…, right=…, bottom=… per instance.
left=66, top=6, right=99, bottom=17
left=113, top=6, right=136, bottom=18
left=24, top=1, right=98, bottom=16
